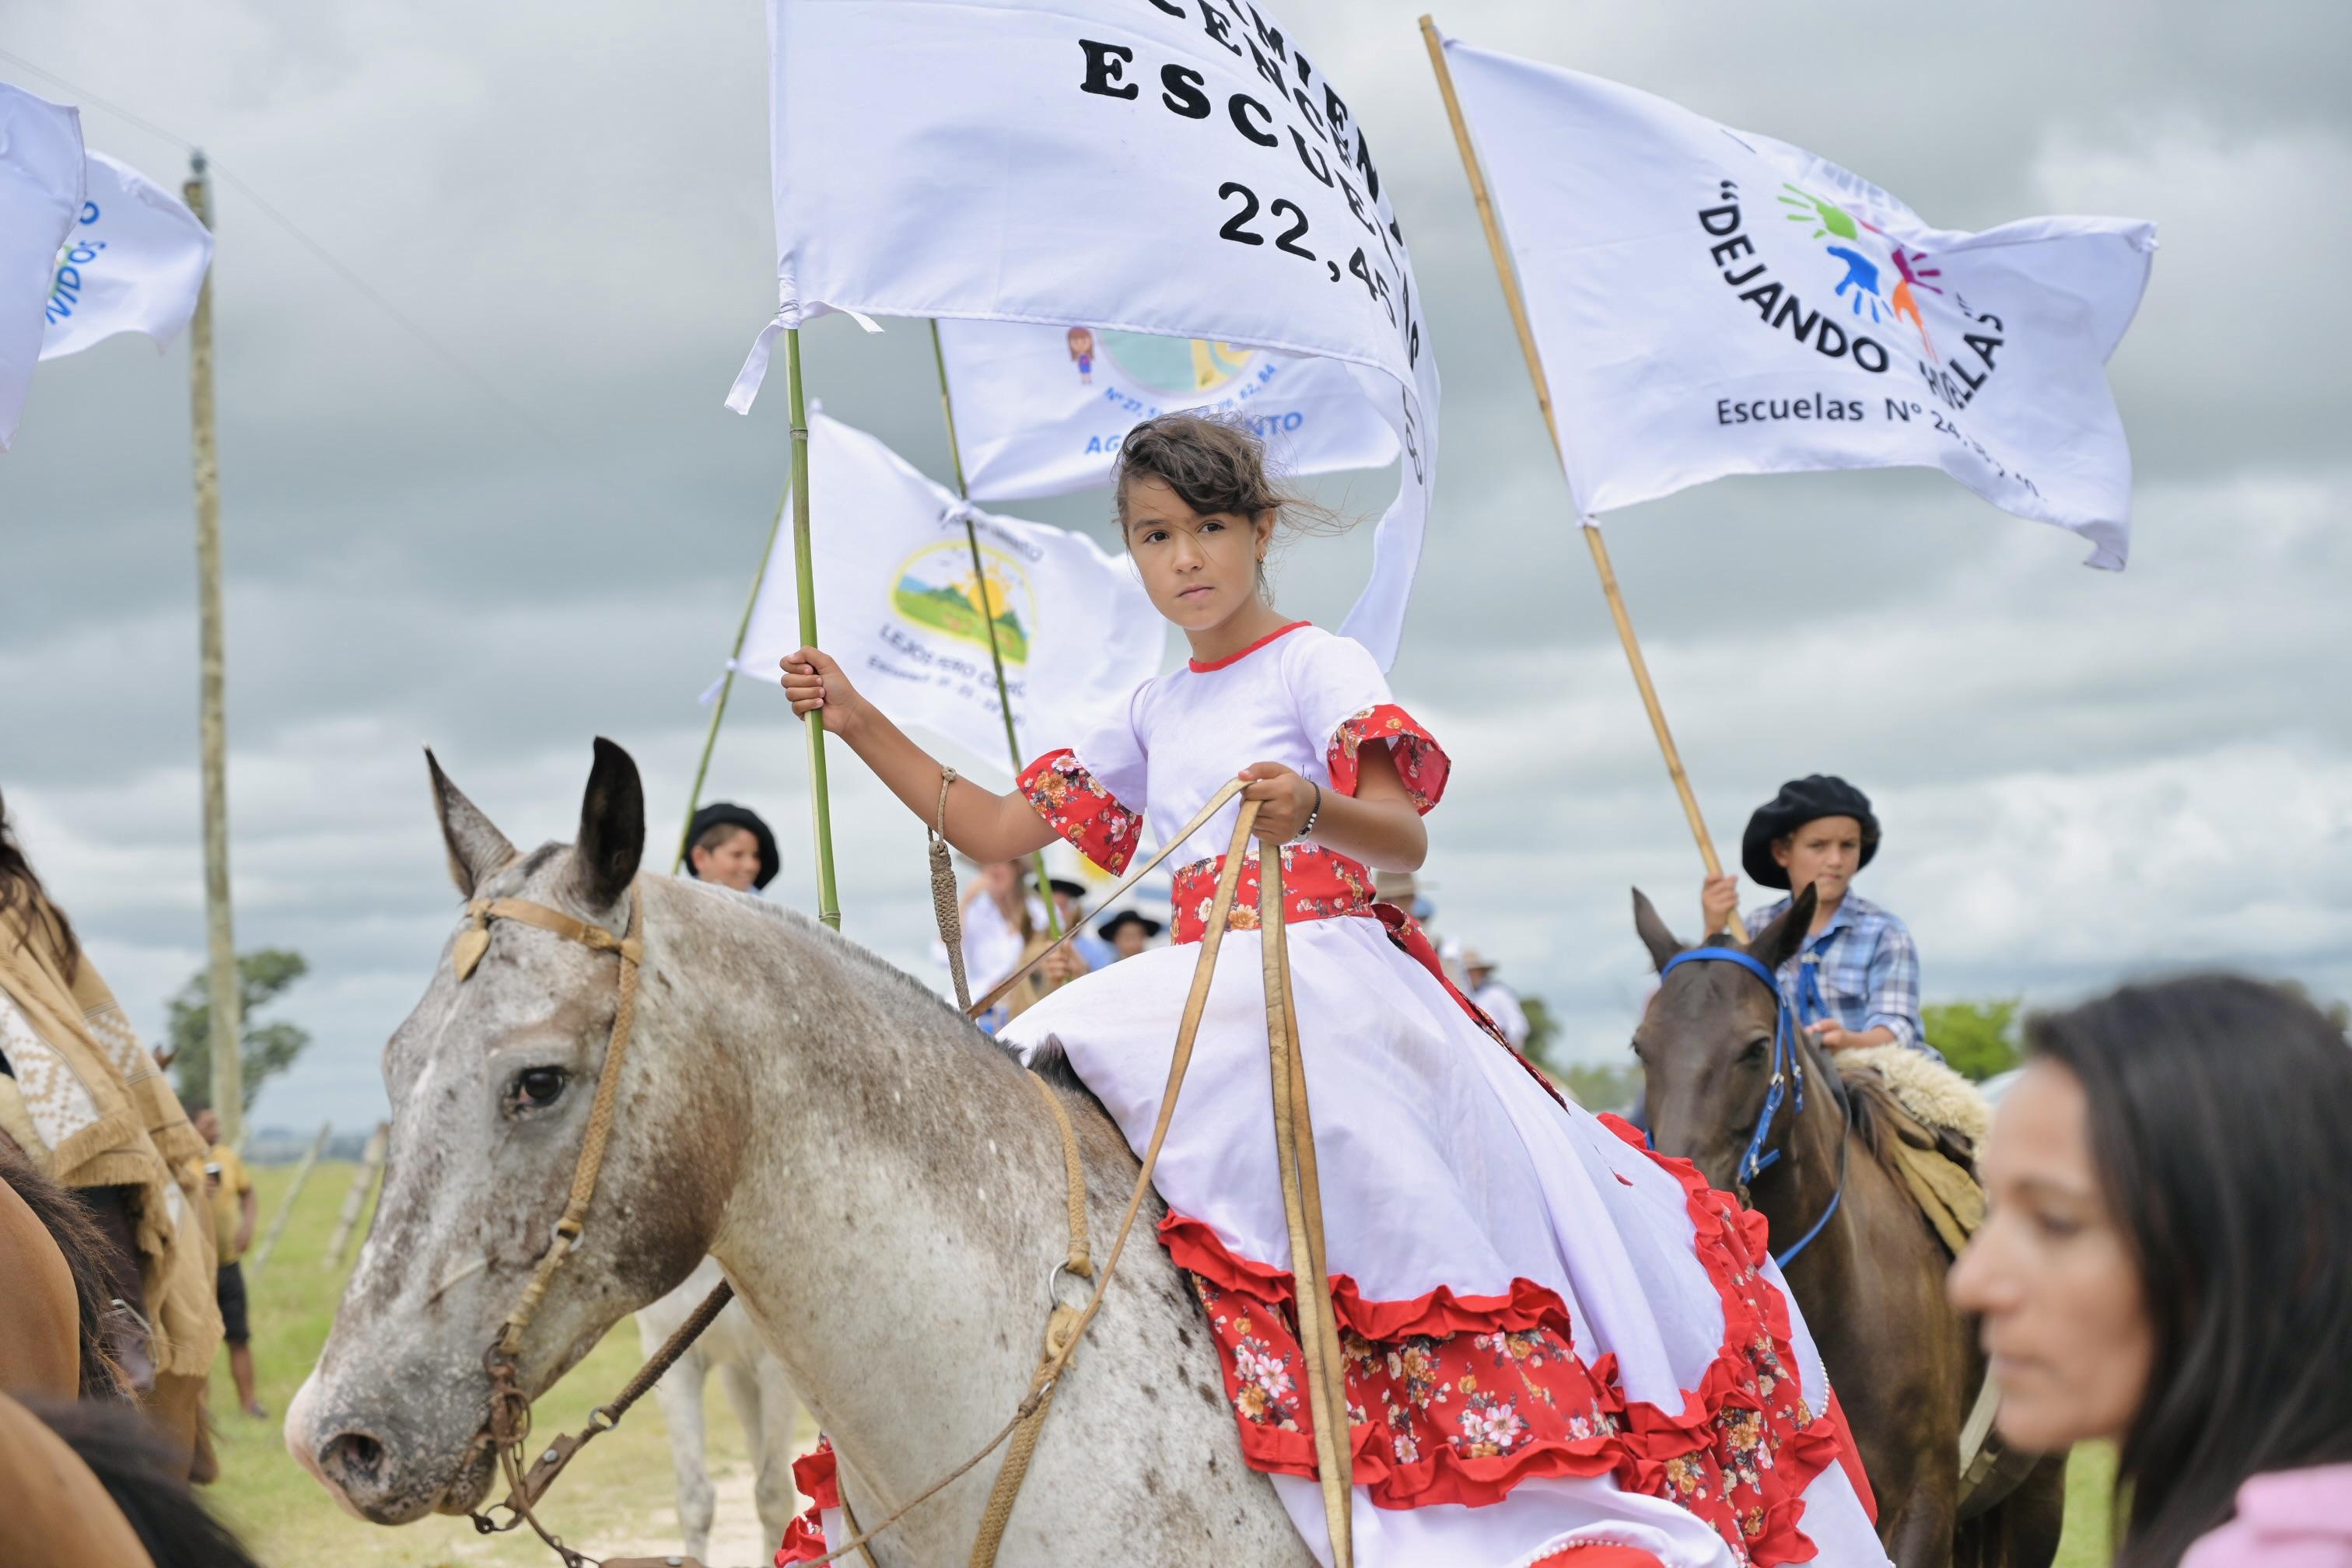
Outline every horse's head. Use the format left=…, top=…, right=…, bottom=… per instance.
left=289, top=740, right=747, bottom=1524
left=1629, top=885, right=1816, bottom=1194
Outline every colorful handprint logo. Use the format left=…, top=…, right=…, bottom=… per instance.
left=1779, top=182, right=1940, bottom=355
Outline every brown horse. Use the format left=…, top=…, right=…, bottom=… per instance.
left=1630, top=887, right=2065, bottom=1568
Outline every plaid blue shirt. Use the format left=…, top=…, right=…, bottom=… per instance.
left=1745, top=892, right=1933, bottom=1058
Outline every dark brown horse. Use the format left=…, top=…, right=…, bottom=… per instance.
left=1630, top=887, right=2065, bottom=1568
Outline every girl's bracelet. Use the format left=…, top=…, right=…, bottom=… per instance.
left=1296, top=781, right=1321, bottom=841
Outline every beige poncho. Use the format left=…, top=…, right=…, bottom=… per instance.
left=0, top=902, right=221, bottom=1380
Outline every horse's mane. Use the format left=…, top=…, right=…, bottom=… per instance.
left=0, top=1138, right=126, bottom=1399
left=22, top=1397, right=261, bottom=1568
left=663, top=876, right=1080, bottom=1091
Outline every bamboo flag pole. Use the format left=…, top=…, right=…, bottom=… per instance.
left=927, top=320, right=1064, bottom=943
left=785, top=328, right=843, bottom=929
left=1419, top=17, right=1746, bottom=942
left=183, top=149, right=251, bottom=1132
left=670, top=482, right=791, bottom=874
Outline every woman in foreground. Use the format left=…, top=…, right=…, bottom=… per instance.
left=783, top=414, right=1883, bottom=1568
left=1951, top=975, right=2352, bottom=1567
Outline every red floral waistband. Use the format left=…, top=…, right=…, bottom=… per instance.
left=1168, top=842, right=1377, bottom=945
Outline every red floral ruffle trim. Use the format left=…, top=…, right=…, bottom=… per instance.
left=1163, top=1144, right=1853, bottom=1566
left=1530, top=1551, right=1671, bottom=1568
left=1016, top=748, right=1143, bottom=875
left=1327, top=703, right=1449, bottom=814
left=1594, top=1113, right=1856, bottom=1558
left=774, top=1440, right=839, bottom=1566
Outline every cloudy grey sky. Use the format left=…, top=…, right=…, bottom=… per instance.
left=5, top=0, right=2347, bottom=1136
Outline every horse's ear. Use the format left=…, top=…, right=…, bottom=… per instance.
left=1749, top=883, right=1818, bottom=971
left=571, top=737, right=645, bottom=912
left=427, top=748, right=517, bottom=897
left=1632, top=888, right=1684, bottom=973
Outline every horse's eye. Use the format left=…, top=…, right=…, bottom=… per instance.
left=1740, top=1038, right=1770, bottom=1065
left=511, top=1066, right=567, bottom=1111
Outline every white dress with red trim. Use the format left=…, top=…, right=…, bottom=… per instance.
left=934, top=625, right=1884, bottom=1568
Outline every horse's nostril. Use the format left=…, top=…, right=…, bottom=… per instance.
left=320, top=1429, right=388, bottom=1486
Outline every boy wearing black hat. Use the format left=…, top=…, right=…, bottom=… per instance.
left=1700, top=774, right=1931, bottom=1058
left=684, top=802, right=779, bottom=893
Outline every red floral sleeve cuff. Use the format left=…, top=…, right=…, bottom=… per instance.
left=1327, top=704, right=1449, bottom=814
left=1016, top=749, right=1143, bottom=875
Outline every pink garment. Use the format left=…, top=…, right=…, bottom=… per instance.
left=2182, top=1465, right=2352, bottom=1568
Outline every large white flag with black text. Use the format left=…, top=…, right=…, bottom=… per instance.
left=727, top=413, right=1164, bottom=775
left=935, top=317, right=1398, bottom=502
left=41, top=151, right=214, bottom=360
left=730, top=0, right=1437, bottom=667
left=1438, top=31, right=2155, bottom=566
left=0, top=85, right=85, bottom=451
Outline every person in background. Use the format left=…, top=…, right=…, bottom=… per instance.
left=1949, top=975, right=2352, bottom=1567
left=1461, top=947, right=1530, bottom=1051
left=1094, top=908, right=1163, bottom=963
left=188, top=1104, right=264, bottom=1419
left=683, top=803, right=779, bottom=894
left=940, top=860, right=1049, bottom=1032
left=0, top=789, right=219, bottom=1475
left=1701, top=774, right=1931, bottom=1057
left=1048, top=878, right=1118, bottom=975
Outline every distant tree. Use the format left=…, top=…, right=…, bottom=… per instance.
left=1521, top=995, right=1562, bottom=1067
left=1923, top=999, right=2020, bottom=1082
left=1556, top=1062, right=1640, bottom=1115
left=1519, top=996, right=1639, bottom=1112
left=168, top=949, right=312, bottom=1115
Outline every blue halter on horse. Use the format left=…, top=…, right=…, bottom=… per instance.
left=1657, top=943, right=1846, bottom=1269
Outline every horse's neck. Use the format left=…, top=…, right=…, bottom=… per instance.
left=671, top=891, right=1076, bottom=1508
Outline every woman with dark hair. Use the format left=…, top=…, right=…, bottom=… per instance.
left=1950, top=975, right=2352, bottom=1566
left=0, top=789, right=222, bottom=1475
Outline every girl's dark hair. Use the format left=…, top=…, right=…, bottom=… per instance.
left=2025, top=975, right=2352, bottom=1568
left=0, top=788, right=81, bottom=983
left=1111, top=414, right=1344, bottom=592
left=0, top=1138, right=128, bottom=1400
left=23, top=1396, right=264, bottom=1568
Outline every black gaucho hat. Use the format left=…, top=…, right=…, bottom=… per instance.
left=1048, top=877, right=1090, bottom=902
left=1096, top=908, right=1164, bottom=941
left=684, top=802, right=781, bottom=891
left=1741, top=775, right=1880, bottom=889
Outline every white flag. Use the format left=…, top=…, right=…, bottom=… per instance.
left=730, top=0, right=1437, bottom=668
left=1438, top=32, right=2154, bottom=567
left=0, top=85, right=84, bottom=451
left=40, top=151, right=213, bottom=360
left=936, top=317, right=1398, bottom=503
left=730, top=413, right=1164, bottom=773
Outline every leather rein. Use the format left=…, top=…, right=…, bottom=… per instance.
left=453, top=775, right=1354, bottom=1568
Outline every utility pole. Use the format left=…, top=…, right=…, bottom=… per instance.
left=184, top=151, right=243, bottom=1137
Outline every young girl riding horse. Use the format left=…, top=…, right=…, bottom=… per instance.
left=782, top=415, right=1886, bottom=1568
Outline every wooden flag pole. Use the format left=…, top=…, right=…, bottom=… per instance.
left=927, top=320, right=1063, bottom=941
left=785, top=327, right=843, bottom=929
left=183, top=150, right=251, bottom=1132
left=1419, top=17, right=1746, bottom=942
left=670, top=482, right=792, bottom=874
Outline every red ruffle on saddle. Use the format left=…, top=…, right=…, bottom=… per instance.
left=1160, top=1118, right=1862, bottom=1566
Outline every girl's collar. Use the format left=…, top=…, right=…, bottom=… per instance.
left=1188, top=619, right=1311, bottom=674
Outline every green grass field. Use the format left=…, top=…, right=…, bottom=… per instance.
left=205, top=1161, right=2116, bottom=1565
left=208, top=1160, right=790, bottom=1566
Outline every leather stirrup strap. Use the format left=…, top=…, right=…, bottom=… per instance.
left=1261, top=846, right=1354, bottom=1566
